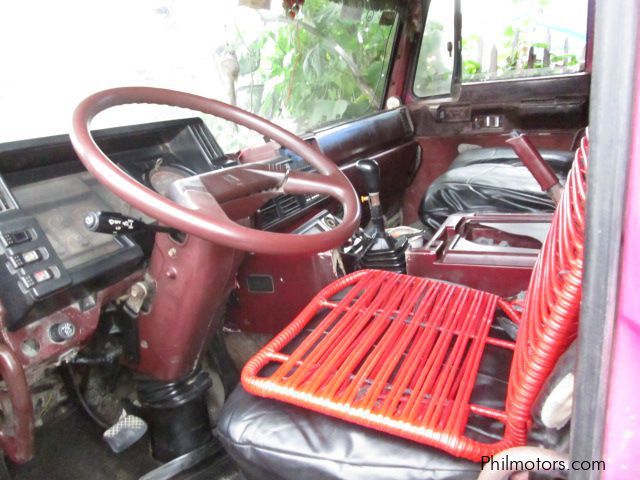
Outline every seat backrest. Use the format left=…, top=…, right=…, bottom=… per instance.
left=505, top=133, right=588, bottom=441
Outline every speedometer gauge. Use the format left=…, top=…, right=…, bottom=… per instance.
left=148, top=165, right=195, bottom=197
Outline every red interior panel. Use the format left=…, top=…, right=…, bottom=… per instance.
left=229, top=252, right=338, bottom=334
left=406, top=212, right=552, bottom=297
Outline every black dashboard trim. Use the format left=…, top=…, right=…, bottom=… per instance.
left=0, top=118, right=225, bottom=331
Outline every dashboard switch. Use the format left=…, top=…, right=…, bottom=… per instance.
left=20, top=275, right=36, bottom=289
left=9, top=249, right=41, bottom=269
left=49, top=321, right=76, bottom=343
left=33, top=269, right=52, bottom=283
left=22, top=249, right=41, bottom=264
left=2, top=230, right=31, bottom=247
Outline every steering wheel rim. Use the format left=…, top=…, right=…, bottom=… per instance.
left=70, top=87, right=360, bottom=255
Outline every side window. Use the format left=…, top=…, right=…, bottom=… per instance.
left=460, top=0, right=588, bottom=83
left=413, top=0, right=588, bottom=97
left=413, top=1, right=455, bottom=97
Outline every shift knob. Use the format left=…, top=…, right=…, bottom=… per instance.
left=356, top=159, right=381, bottom=194
left=356, top=159, right=385, bottom=235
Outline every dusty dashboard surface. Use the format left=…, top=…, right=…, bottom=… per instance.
left=0, top=117, right=228, bottom=331
left=0, top=115, right=331, bottom=335
left=11, top=172, right=131, bottom=270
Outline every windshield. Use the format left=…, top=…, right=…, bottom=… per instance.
left=0, top=0, right=399, bottom=152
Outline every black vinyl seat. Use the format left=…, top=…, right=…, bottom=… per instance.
left=447, top=147, right=573, bottom=171
left=217, top=341, right=570, bottom=480
left=218, top=386, right=479, bottom=480
left=419, top=147, right=574, bottom=232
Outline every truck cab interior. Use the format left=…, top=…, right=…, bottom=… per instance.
left=0, top=0, right=636, bottom=479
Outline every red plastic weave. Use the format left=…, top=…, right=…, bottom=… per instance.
left=242, top=135, right=588, bottom=461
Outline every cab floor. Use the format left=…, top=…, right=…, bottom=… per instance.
left=8, top=407, right=241, bottom=480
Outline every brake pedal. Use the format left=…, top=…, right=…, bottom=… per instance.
left=103, top=410, right=148, bottom=453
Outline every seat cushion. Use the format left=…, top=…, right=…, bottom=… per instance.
left=420, top=163, right=563, bottom=231
left=218, top=333, right=571, bottom=480
left=217, top=386, right=481, bottom=480
left=450, top=147, right=574, bottom=172
left=218, top=337, right=517, bottom=480
left=241, top=270, right=524, bottom=460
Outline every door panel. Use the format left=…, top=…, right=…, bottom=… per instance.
left=402, top=75, right=588, bottom=223
left=400, top=0, right=592, bottom=223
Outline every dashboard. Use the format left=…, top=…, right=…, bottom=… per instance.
left=0, top=117, right=329, bottom=333
left=11, top=171, right=130, bottom=270
left=0, top=107, right=416, bottom=366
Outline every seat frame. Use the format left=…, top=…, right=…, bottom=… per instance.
left=241, top=135, right=588, bottom=461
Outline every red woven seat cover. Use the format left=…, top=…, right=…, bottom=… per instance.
left=242, top=135, right=588, bottom=461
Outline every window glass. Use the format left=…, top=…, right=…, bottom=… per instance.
left=413, top=1, right=455, bottom=97
left=413, top=0, right=588, bottom=97
left=461, top=0, right=588, bottom=83
left=0, top=0, right=399, bottom=152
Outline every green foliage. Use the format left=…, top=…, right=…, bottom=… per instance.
left=413, top=20, right=452, bottom=97
left=463, top=59, right=481, bottom=76
left=240, top=0, right=397, bottom=133
left=457, top=0, right=585, bottom=83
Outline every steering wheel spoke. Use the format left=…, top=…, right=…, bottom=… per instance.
left=281, top=170, right=349, bottom=198
left=70, top=87, right=360, bottom=254
left=195, top=163, right=287, bottom=203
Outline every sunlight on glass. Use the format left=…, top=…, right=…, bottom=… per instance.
left=0, top=0, right=398, bottom=151
left=461, top=0, right=588, bottom=82
left=413, top=0, right=588, bottom=97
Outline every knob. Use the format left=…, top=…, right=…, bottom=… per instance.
left=356, top=159, right=381, bottom=195
left=84, top=211, right=179, bottom=236
left=49, top=321, right=76, bottom=343
left=84, top=211, right=144, bottom=234
left=356, top=159, right=386, bottom=235
left=506, top=130, right=562, bottom=203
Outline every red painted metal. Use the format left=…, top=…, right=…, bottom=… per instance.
left=0, top=344, right=34, bottom=464
left=134, top=232, right=243, bottom=381
left=229, top=251, right=338, bottom=333
left=0, top=272, right=143, bottom=368
left=406, top=212, right=552, bottom=297
left=242, top=134, right=588, bottom=461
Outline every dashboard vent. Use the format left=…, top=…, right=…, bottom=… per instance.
left=278, top=195, right=301, bottom=216
left=255, top=155, right=328, bottom=229
left=258, top=201, right=279, bottom=227
left=257, top=195, right=303, bottom=230
left=191, top=122, right=224, bottom=162
left=0, top=178, right=16, bottom=214
left=257, top=191, right=328, bottom=230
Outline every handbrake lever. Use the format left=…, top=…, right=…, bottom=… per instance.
left=506, top=130, right=563, bottom=204
left=84, top=211, right=180, bottom=236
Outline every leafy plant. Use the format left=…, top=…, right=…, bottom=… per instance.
left=240, top=0, right=397, bottom=133
left=413, top=20, right=452, bottom=96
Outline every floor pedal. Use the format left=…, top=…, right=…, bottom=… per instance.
left=103, top=410, right=148, bottom=453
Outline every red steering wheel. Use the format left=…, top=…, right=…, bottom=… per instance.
left=70, top=87, right=360, bottom=255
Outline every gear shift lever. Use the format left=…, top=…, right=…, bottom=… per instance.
left=354, top=159, right=407, bottom=273
left=356, top=159, right=386, bottom=235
